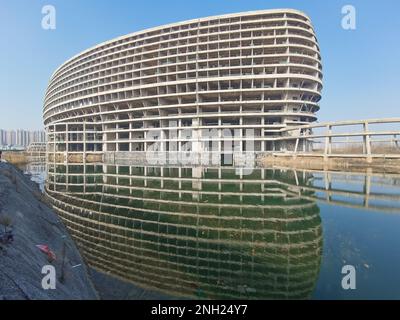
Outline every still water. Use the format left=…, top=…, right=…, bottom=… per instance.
left=24, top=162, right=400, bottom=299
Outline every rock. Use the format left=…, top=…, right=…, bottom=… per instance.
left=0, top=162, right=98, bottom=300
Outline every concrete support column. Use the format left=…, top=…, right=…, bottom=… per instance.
left=324, top=125, right=332, bottom=161
left=363, top=122, right=372, bottom=163
left=83, top=122, right=87, bottom=165
left=66, top=123, right=69, bottom=164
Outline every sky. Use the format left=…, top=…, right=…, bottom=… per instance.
left=0, top=0, right=399, bottom=130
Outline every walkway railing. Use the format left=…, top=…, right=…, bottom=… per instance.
left=274, top=118, right=400, bottom=160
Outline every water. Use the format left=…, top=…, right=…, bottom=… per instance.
left=19, top=161, right=46, bottom=191
left=31, top=162, right=400, bottom=299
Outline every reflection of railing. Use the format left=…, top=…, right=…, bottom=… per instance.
left=272, top=166, right=400, bottom=213
left=45, top=165, right=322, bottom=299
left=46, top=164, right=400, bottom=213
left=274, top=118, right=400, bottom=160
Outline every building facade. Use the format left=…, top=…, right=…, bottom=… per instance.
left=43, top=9, right=322, bottom=162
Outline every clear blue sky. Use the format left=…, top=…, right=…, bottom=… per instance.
left=0, top=0, right=399, bottom=130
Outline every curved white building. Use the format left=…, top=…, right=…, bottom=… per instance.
left=43, top=9, right=322, bottom=163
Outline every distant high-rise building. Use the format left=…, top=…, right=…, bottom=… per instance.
left=0, top=129, right=4, bottom=145
left=0, top=129, right=46, bottom=148
left=7, top=131, right=16, bottom=146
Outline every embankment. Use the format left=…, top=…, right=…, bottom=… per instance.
left=0, top=161, right=98, bottom=300
left=257, top=154, right=400, bottom=174
left=2, top=152, right=28, bottom=166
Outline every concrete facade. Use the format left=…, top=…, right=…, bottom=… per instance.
left=43, top=9, right=322, bottom=159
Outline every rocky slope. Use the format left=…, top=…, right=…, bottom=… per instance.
left=0, top=161, right=98, bottom=300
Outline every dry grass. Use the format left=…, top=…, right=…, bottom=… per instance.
left=2, top=152, right=28, bottom=165
left=371, top=145, right=400, bottom=154
left=258, top=154, right=400, bottom=174
left=0, top=215, right=13, bottom=232
left=312, top=144, right=400, bottom=155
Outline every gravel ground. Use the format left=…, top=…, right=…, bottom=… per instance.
left=0, top=161, right=98, bottom=300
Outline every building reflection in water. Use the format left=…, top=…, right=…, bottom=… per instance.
left=45, top=165, right=323, bottom=299
left=22, top=161, right=47, bottom=191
